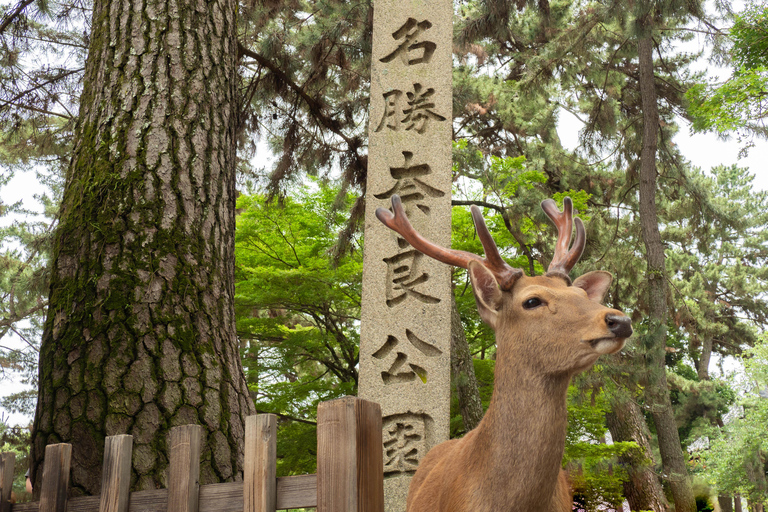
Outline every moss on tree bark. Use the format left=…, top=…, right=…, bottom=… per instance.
left=30, top=0, right=254, bottom=494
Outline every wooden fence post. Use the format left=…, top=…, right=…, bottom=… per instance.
left=317, top=396, right=383, bottom=512
left=38, top=443, right=72, bottom=512
left=244, top=414, right=277, bottom=512
left=0, top=452, right=15, bottom=512
left=168, top=425, right=203, bottom=512
left=99, top=435, right=133, bottom=512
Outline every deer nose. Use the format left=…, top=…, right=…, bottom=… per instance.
left=605, top=314, right=632, bottom=338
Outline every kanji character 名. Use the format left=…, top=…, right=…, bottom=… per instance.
left=380, top=18, right=436, bottom=65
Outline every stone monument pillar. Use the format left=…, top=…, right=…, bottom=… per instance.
left=359, top=1, right=452, bottom=510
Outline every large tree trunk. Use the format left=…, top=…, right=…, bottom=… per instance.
left=606, top=390, right=667, bottom=511
left=30, top=0, right=253, bottom=494
left=636, top=31, right=696, bottom=512
left=451, top=295, right=484, bottom=431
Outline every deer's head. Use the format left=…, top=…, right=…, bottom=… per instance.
left=376, top=196, right=631, bottom=376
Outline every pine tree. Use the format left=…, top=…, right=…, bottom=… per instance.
left=28, top=0, right=254, bottom=493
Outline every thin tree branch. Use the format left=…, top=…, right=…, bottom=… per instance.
left=0, top=0, right=36, bottom=37
left=0, top=67, right=84, bottom=110
left=0, top=98, right=72, bottom=119
left=236, top=42, right=352, bottom=146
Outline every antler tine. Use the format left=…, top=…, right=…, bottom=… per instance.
left=541, top=197, right=586, bottom=275
left=468, top=205, right=523, bottom=289
left=469, top=205, right=508, bottom=270
left=376, top=196, right=522, bottom=290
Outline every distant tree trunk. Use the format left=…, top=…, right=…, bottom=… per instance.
left=636, top=28, right=696, bottom=512
left=451, top=295, right=483, bottom=431
left=697, top=335, right=714, bottom=380
left=30, top=0, right=254, bottom=494
left=719, top=495, right=734, bottom=512
left=606, top=393, right=667, bottom=511
left=736, top=494, right=744, bottom=512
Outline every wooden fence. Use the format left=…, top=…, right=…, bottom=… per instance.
left=0, top=396, right=384, bottom=512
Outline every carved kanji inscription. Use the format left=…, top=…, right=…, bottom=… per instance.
left=380, top=18, right=436, bottom=65
left=383, top=412, right=430, bottom=474
left=374, top=151, right=445, bottom=216
left=382, top=243, right=440, bottom=307
left=375, top=84, right=447, bottom=134
left=372, top=329, right=442, bottom=384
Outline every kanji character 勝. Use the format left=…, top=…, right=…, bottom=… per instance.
left=374, top=83, right=447, bottom=134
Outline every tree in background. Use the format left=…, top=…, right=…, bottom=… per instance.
left=687, top=1, right=768, bottom=153
left=698, top=335, right=768, bottom=511
left=234, top=183, right=361, bottom=475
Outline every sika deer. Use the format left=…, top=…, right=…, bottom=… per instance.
left=375, top=196, right=632, bottom=512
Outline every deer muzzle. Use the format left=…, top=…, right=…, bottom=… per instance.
left=605, top=313, right=632, bottom=339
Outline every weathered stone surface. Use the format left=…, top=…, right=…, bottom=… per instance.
left=360, top=1, right=453, bottom=510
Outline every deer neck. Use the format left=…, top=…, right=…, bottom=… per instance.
left=469, top=340, right=571, bottom=509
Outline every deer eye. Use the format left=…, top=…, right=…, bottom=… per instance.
left=523, top=297, right=542, bottom=309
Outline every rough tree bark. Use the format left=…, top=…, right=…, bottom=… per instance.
left=606, top=387, right=667, bottom=512
left=30, top=0, right=254, bottom=494
left=451, top=295, right=483, bottom=431
left=719, top=495, right=734, bottom=512
left=636, top=28, right=696, bottom=512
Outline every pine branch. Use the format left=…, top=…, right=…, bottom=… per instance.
left=0, top=67, right=84, bottom=110
left=236, top=42, right=352, bottom=145
left=0, top=0, right=36, bottom=37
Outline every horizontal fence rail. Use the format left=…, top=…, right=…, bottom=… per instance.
left=1, top=396, right=383, bottom=512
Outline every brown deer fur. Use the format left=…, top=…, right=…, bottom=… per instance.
left=405, top=266, right=630, bottom=512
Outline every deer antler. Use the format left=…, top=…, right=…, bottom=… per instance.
left=540, top=197, right=586, bottom=277
left=375, top=195, right=523, bottom=290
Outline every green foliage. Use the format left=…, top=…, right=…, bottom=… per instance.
left=695, top=495, right=715, bottom=512
left=552, top=190, right=592, bottom=221
left=730, top=3, right=768, bottom=72
left=237, top=0, right=370, bottom=202
left=665, top=165, right=768, bottom=358
left=0, top=420, right=31, bottom=502
left=0, top=0, right=85, bottom=173
left=667, top=369, right=736, bottom=448
left=696, top=335, right=768, bottom=503
left=686, top=70, right=768, bottom=142
left=0, top=171, right=59, bottom=412
left=488, top=154, right=545, bottom=197
left=235, top=181, right=361, bottom=475
left=564, top=381, right=638, bottom=512
left=686, top=2, right=768, bottom=147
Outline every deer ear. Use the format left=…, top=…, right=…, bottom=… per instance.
left=573, top=270, right=613, bottom=303
left=468, top=261, right=503, bottom=328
